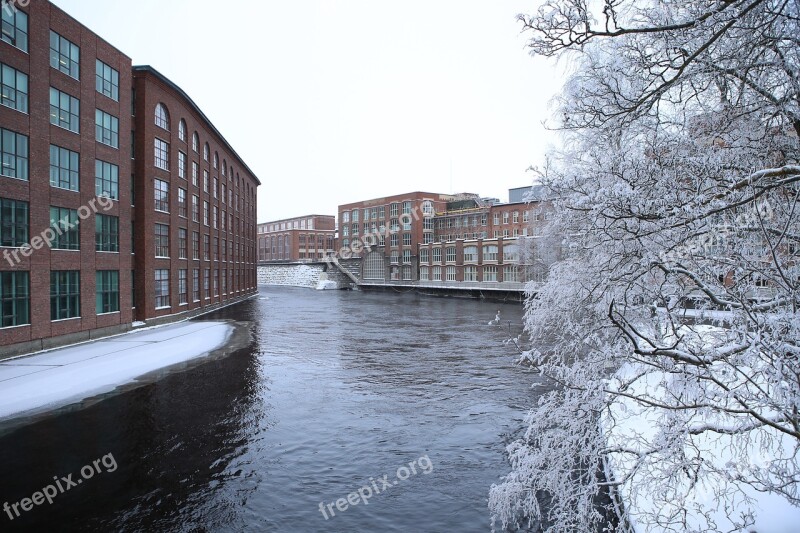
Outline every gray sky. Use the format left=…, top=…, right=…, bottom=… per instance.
left=52, top=0, right=560, bottom=221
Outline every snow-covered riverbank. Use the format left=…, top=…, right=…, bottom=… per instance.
left=0, top=321, right=234, bottom=422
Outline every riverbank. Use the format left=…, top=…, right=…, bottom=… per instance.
left=0, top=320, right=252, bottom=430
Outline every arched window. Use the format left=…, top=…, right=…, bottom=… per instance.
left=178, top=119, right=186, bottom=141
left=192, top=132, right=199, bottom=152
left=213, top=152, right=218, bottom=169
left=155, top=103, right=169, bottom=129
left=222, top=160, right=227, bottom=176
left=203, top=143, right=209, bottom=161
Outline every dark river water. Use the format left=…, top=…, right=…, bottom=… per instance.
left=0, top=287, right=544, bottom=532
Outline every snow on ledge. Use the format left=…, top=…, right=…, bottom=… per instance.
left=0, top=321, right=233, bottom=421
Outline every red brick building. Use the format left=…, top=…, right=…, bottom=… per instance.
left=132, top=66, right=260, bottom=320
left=0, top=2, right=259, bottom=356
left=337, top=189, right=555, bottom=285
left=257, top=215, right=336, bottom=262
left=338, top=192, right=452, bottom=281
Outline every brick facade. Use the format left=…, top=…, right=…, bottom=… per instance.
left=257, top=215, right=336, bottom=262
left=0, top=2, right=259, bottom=354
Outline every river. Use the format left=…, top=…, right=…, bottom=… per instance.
left=0, top=286, right=546, bottom=532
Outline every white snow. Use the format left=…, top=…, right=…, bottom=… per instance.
left=605, top=325, right=800, bottom=532
left=315, top=279, right=338, bottom=290
left=0, top=321, right=233, bottom=421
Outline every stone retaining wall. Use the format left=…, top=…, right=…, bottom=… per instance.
left=257, top=264, right=325, bottom=288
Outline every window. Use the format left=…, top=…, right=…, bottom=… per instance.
left=192, top=231, right=199, bottom=260
left=390, top=251, right=399, bottom=264
left=432, top=266, right=442, bottom=281
left=50, top=145, right=79, bottom=190
left=213, top=177, right=218, bottom=198
left=503, top=244, right=519, bottom=262
left=178, top=188, right=187, bottom=218
left=49, top=31, right=80, bottom=79
left=154, top=138, right=169, bottom=170
left=503, top=212, right=509, bottom=224
left=95, top=59, right=119, bottom=101
left=0, top=198, right=27, bottom=247
left=213, top=269, right=219, bottom=296
left=463, top=245, right=478, bottom=262
left=352, top=209, right=359, bottom=222
left=204, top=234, right=210, bottom=260
left=446, top=247, right=456, bottom=262
left=402, top=266, right=412, bottom=280
left=0, top=271, right=29, bottom=327
left=50, top=271, right=80, bottom=320
left=213, top=236, right=219, bottom=260
left=203, top=200, right=209, bottom=226
left=503, top=265, right=519, bottom=283
left=154, top=179, right=169, bottom=212
left=390, top=233, right=398, bottom=247
left=213, top=206, right=218, bottom=229
left=390, top=203, right=398, bottom=217
left=513, top=211, right=519, bottom=223
left=523, top=211, right=529, bottom=223
left=50, top=207, right=79, bottom=250
left=178, top=228, right=187, bottom=259
left=203, top=143, right=209, bottom=161
left=154, top=269, right=170, bottom=308
left=95, top=160, right=119, bottom=199
left=178, top=119, right=186, bottom=142
left=96, top=270, right=119, bottom=314
left=95, top=214, right=119, bottom=252
left=213, top=152, right=218, bottom=169
left=192, top=161, right=198, bottom=186
left=483, top=266, right=498, bottom=282
left=192, top=195, right=199, bottom=222
left=1, top=127, right=28, bottom=180
left=464, top=265, right=478, bottom=281
left=94, top=109, right=119, bottom=148
left=155, top=223, right=169, bottom=257
left=192, top=132, right=199, bottom=152
left=446, top=266, right=456, bottom=281
left=222, top=269, right=227, bottom=293
left=420, top=248, right=429, bottom=263
left=192, top=269, right=200, bottom=301
left=49, top=88, right=80, bottom=133
left=178, top=269, right=188, bottom=305
left=403, top=233, right=411, bottom=246
left=1, top=62, right=28, bottom=112
left=203, top=269, right=210, bottom=298
left=342, top=211, right=349, bottom=223
left=155, top=103, right=169, bottom=129
left=483, top=245, right=498, bottom=261
left=1, top=6, right=27, bottom=51
left=178, top=151, right=186, bottom=179
left=203, top=170, right=209, bottom=192
left=432, top=248, right=442, bottom=263
left=402, top=249, right=411, bottom=263
left=420, top=266, right=429, bottom=281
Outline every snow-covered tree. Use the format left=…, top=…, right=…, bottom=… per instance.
left=490, top=1, right=800, bottom=531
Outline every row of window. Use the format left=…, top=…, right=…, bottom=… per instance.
left=154, top=224, right=252, bottom=263
left=0, top=266, right=255, bottom=328
left=153, top=102, right=256, bottom=207
left=341, top=202, right=421, bottom=224
left=418, top=265, right=526, bottom=283
left=155, top=268, right=251, bottom=309
left=0, top=270, right=119, bottom=328
left=0, top=199, right=119, bottom=251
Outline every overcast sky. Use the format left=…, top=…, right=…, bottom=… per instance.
left=52, top=0, right=561, bottom=221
